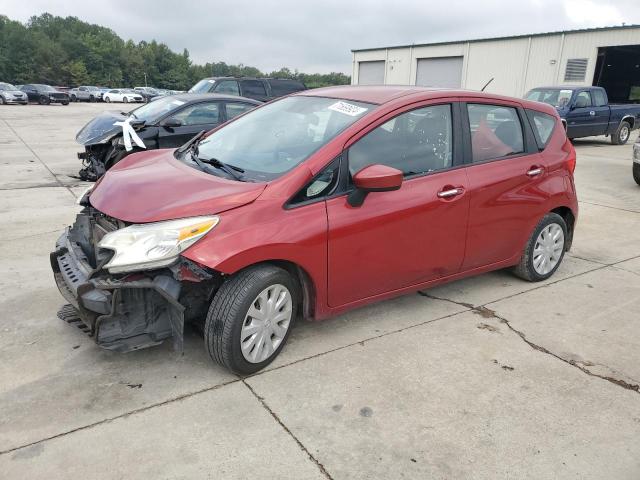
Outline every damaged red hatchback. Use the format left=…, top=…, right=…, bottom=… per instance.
left=51, top=86, right=578, bottom=374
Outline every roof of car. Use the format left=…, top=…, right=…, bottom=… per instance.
left=169, top=93, right=261, bottom=104
left=296, top=85, right=558, bottom=116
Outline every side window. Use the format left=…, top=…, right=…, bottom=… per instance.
left=241, top=80, right=267, bottom=97
left=467, top=104, right=524, bottom=162
left=269, top=80, right=305, bottom=97
left=526, top=110, right=557, bottom=149
left=170, top=103, right=220, bottom=126
left=214, top=80, right=240, bottom=96
left=348, top=104, right=453, bottom=177
left=593, top=90, right=607, bottom=107
left=109, top=90, right=118, bottom=94
left=290, top=160, right=340, bottom=205
left=225, top=102, right=255, bottom=120
left=574, top=91, right=592, bottom=108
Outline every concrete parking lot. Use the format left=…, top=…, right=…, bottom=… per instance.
left=1, top=102, right=639, bottom=479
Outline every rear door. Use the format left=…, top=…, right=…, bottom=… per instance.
left=157, top=101, right=222, bottom=148
left=461, top=99, right=549, bottom=270
left=326, top=100, right=469, bottom=307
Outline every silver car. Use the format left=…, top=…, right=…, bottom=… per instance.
left=69, top=86, right=102, bottom=102
left=0, top=82, right=28, bottom=105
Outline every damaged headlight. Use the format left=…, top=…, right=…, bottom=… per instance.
left=99, top=216, right=219, bottom=273
left=76, top=184, right=94, bottom=205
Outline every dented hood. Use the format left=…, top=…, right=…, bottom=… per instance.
left=89, top=149, right=267, bottom=223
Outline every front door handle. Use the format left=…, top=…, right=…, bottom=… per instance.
left=437, top=187, right=464, bottom=198
left=589, top=110, right=596, bottom=116
left=526, top=166, right=544, bottom=177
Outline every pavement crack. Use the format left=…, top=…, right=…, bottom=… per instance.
left=421, top=292, right=640, bottom=395
left=578, top=200, right=640, bottom=214
left=0, top=117, right=77, bottom=200
left=243, top=380, right=334, bottom=480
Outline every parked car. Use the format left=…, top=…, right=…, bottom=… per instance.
left=633, top=136, right=640, bottom=185
left=134, top=86, right=162, bottom=102
left=76, top=93, right=260, bottom=180
left=20, top=84, right=69, bottom=105
left=103, top=89, right=144, bottom=103
left=0, top=82, right=28, bottom=104
left=189, top=77, right=306, bottom=102
left=51, top=86, right=578, bottom=374
left=69, top=86, right=102, bottom=102
left=526, top=86, right=640, bottom=144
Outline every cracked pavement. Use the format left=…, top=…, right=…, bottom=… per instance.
left=0, top=103, right=639, bottom=479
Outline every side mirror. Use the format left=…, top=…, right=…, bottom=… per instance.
left=162, top=117, right=182, bottom=128
left=348, top=164, right=403, bottom=207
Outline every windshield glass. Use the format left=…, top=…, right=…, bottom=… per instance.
left=35, top=84, right=56, bottom=92
left=194, top=96, right=374, bottom=181
left=189, top=79, right=214, bottom=93
left=0, top=82, right=16, bottom=90
left=131, top=96, right=188, bottom=122
left=526, top=89, right=574, bottom=108
left=86, top=86, right=99, bottom=91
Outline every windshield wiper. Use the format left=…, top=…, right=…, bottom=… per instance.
left=177, top=130, right=207, bottom=154
left=198, top=156, right=245, bottom=181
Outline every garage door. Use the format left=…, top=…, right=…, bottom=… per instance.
left=358, top=61, right=385, bottom=85
left=416, top=57, right=463, bottom=88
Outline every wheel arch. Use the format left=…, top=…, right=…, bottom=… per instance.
left=550, top=206, right=575, bottom=251
left=225, top=259, right=317, bottom=321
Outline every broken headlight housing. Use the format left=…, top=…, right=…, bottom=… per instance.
left=99, top=216, right=219, bottom=273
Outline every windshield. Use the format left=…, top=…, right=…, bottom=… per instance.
left=189, top=79, right=214, bottom=93
left=0, top=82, right=16, bottom=90
left=123, top=89, right=137, bottom=94
left=86, top=86, right=99, bottom=91
left=193, top=96, right=374, bottom=181
left=526, top=89, right=573, bottom=108
left=131, top=96, right=188, bottom=122
left=35, top=84, right=56, bottom=92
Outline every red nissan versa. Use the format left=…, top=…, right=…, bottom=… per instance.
left=51, top=86, right=578, bottom=374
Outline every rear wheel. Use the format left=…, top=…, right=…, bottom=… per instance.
left=612, top=121, right=631, bottom=145
left=105, top=96, right=111, bottom=103
left=633, top=163, right=640, bottom=186
left=513, top=213, right=567, bottom=282
left=123, top=97, right=129, bottom=103
left=61, top=100, right=69, bottom=106
left=70, top=94, right=77, bottom=102
left=204, top=265, right=298, bottom=374
left=89, top=95, right=95, bottom=102
left=0, top=96, right=5, bottom=105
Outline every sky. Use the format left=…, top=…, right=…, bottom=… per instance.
left=1, top=0, right=639, bottom=74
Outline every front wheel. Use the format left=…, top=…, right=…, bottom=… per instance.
left=123, top=97, right=128, bottom=103
left=39, top=96, right=50, bottom=105
left=204, top=265, right=298, bottom=374
left=612, top=121, right=631, bottom=145
left=0, top=96, right=5, bottom=105
left=105, top=96, right=111, bottom=103
left=513, top=213, right=567, bottom=282
left=61, top=100, right=69, bottom=106
left=633, top=163, right=640, bottom=186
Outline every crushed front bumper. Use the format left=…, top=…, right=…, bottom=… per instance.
left=50, top=227, right=185, bottom=352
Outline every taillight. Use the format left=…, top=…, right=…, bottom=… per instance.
left=565, top=139, right=576, bottom=174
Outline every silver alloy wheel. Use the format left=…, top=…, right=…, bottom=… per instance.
left=533, top=223, right=565, bottom=275
left=620, top=125, right=630, bottom=142
left=240, top=283, right=293, bottom=363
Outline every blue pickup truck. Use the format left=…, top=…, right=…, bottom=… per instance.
left=525, top=86, right=640, bottom=144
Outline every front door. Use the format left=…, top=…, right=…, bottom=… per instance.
left=565, top=90, right=602, bottom=138
left=157, top=102, right=222, bottom=148
left=326, top=102, right=469, bottom=307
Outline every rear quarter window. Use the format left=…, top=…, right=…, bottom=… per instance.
left=526, top=109, right=557, bottom=149
left=268, top=79, right=306, bottom=97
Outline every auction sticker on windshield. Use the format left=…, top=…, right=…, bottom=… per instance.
left=328, top=101, right=368, bottom=116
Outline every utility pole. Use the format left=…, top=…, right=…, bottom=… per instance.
left=144, top=72, right=147, bottom=87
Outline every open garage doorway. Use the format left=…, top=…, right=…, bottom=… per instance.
left=593, top=45, right=640, bottom=103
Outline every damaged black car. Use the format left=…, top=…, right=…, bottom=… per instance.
left=76, top=93, right=260, bottom=181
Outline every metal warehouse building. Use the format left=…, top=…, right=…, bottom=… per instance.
left=351, top=25, right=640, bottom=103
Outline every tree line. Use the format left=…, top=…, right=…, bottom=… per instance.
left=0, top=13, right=351, bottom=90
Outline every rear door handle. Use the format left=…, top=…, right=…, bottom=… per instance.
left=437, top=187, right=464, bottom=198
left=526, top=166, right=544, bottom=177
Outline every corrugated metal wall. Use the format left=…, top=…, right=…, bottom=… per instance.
left=351, top=27, right=640, bottom=97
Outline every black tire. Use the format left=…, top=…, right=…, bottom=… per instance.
left=105, top=96, right=111, bottom=103
left=633, top=163, right=640, bottom=186
left=612, top=120, right=631, bottom=145
left=204, top=265, right=298, bottom=374
left=0, top=95, right=5, bottom=105
left=89, top=95, right=95, bottom=102
left=61, top=100, right=69, bottom=106
left=39, top=96, right=50, bottom=105
left=123, top=97, right=128, bottom=103
left=513, top=212, right=568, bottom=282
left=70, top=95, right=77, bottom=102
